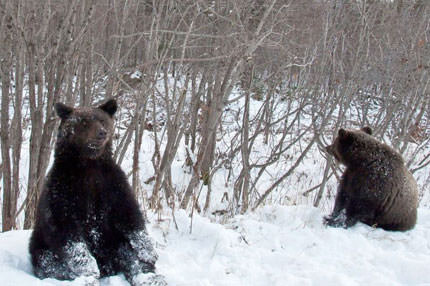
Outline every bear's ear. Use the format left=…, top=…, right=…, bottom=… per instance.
left=338, top=128, right=348, bottom=138
left=361, top=126, right=372, bottom=135
left=99, top=99, right=117, bottom=117
left=338, top=128, right=354, bottom=143
left=55, top=103, right=74, bottom=120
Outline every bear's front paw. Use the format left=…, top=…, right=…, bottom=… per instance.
left=323, top=209, right=348, bottom=228
left=323, top=215, right=338, bottom=227
left=131, top=273, right=167, bottom=286
left=128, top=230, right=158, bottom=265
left=65, top=241, right=100, bottom=279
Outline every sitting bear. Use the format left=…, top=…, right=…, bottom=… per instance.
left=29, top=99, right=163, bottom=285
left=323, top=127, right=418, bottom=231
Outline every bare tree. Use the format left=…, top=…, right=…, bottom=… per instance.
left=0, top=1, right=14, bottom=231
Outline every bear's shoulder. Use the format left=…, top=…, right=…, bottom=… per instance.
left=334, top=128, right=403, bottom=167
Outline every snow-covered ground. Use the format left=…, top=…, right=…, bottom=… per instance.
left=1, top=205, right=430, bottom=286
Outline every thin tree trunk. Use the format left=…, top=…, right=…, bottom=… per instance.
left=11, top=42, right=25, bottom=228
left=0, top=18, right=13, bottom=231
left=132, top=96, right=148, bottom=197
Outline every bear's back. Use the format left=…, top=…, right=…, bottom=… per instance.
left=376, top=167, right=418, bottom=230
left=329, top=127, right=419, bottom=231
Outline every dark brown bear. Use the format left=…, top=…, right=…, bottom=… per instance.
left=324, top=127, right=418, bottom=231
left=29, top=99, right=163, bottom=285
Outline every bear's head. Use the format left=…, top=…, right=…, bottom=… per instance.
left=55, top=99, right=117, bottom=159
left=325, top=126, right=374, bottom=166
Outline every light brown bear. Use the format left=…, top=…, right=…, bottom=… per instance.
left=324, top=127, right=418, bottom=231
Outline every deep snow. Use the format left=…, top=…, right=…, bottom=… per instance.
left=1, top=206, right=430, bottom=286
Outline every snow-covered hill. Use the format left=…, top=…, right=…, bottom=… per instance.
left=1, top=206, right=430, bottom=286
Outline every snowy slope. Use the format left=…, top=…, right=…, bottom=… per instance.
left=1, top=206, right=430, bottom=286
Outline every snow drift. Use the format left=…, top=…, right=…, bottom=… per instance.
left=1, top=205, right=430, bottom=286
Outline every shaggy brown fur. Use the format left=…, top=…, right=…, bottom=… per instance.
left=324, top=127, right=418, bottom=231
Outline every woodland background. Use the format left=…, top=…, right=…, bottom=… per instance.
left=0, top=0, right=429, bottom=232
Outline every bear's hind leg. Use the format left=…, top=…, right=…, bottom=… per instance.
left=32, top=241, right=100, bottom=283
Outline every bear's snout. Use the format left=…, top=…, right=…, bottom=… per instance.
left=325, top=145, right=341, bottom=162
left=97, top=128, right=107, bottom=141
